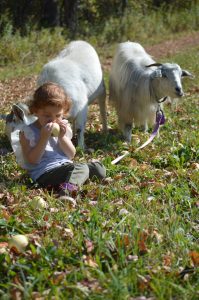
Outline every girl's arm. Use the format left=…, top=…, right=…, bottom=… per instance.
left=20, top=123, right=52, bottom=164
left=58, top=121, right=76, bottom=159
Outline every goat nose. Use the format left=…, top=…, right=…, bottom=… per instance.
left=175, top=87, right=184, bottom=96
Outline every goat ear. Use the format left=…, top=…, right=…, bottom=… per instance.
left=12, top=104, right=25, bottom=121
left=12, top=103, right=37, bottom=125
left=182, top=70, right=194, bottom=78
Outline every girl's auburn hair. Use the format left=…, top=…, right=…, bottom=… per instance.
left=29, top=82, right=72, bottom=114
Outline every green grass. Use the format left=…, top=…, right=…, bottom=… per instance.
left=0, top=19, right=199, bottom=300
left=0, top=28, right=67, bottom=80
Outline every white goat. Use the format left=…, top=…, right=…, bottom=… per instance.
left=38, top=40, right=107, bottom=149
left=109, top=41, right=193, bottom=142
left=4, top=102, right=37, bottom=143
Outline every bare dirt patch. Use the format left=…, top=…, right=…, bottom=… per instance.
left=0, top=76, right=37, bottom=111
left=146, top=31, right=199, bottom=59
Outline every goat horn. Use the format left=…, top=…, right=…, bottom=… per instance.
left=146, top=63, right=163, bottom=67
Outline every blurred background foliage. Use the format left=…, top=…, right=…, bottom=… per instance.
left=1, top=0, right=199, bottom=79
left=1, top=0, right=199, bottom=38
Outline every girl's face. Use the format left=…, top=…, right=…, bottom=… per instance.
left=34, top=105, right=64, bottom=127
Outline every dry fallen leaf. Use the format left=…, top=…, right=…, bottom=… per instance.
left=83, top=255, right=98, bottom=268
left=1, top=209, right=11, bottom=220
left=80, top=278, right=102, bottom=292
left=10, top=288, right=23, bottom=300
left=127, top=254, right=138, bottom=262
left=114, top=173, right=125, bottom=180
left=152, top=229, right=163, bottom=243
left=137, top=274, right=151, bottom=292
left=0, top=242, right=8, bottom=248
left=190, top=162, right=199, bottom=169
left=163, top=254, right=172, bottom=267
left=0, top=242, right=9, bottom=254
left=122, top=234, right=131, bottom=247
left=119, top=208, right=129, bottom=216
left=139, top=164, right=150, bottom=171
left=85, top=239, right=95, bottom=253
left=0, top=193, right=6, bottom=199
left=51, top=271, right=65, bottom=285
left=138, top=230, right=149, bottom=255
left=129, top=158, right=138, bottom=168
left=189, top=251, right=199, bottom=266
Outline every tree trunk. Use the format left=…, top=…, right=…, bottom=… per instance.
left=41, top=0, right=60, bottom=27
left=63, top=0, right=78, bottom=36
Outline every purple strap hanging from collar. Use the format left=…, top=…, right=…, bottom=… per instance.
left=156, top=109, right=165, bottom=125
left=135, top=108, right=165, bottom=151
left=111, top=107, right=166, bottom=164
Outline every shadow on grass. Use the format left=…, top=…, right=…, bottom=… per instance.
left=0, top=134, right=12, bottom=155
left=84, top=128, right=123, bottom=152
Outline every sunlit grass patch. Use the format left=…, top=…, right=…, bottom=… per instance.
left=0, top=39, right=199, bottom=300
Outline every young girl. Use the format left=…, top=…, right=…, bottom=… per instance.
left=15, top=82, right=106, bottom=195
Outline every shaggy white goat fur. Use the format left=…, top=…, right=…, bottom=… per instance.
left=38, top=40, right=107, bottom=149
left=109, top=41, right=192, bottom=142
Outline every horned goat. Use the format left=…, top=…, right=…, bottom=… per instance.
left=38, top=40, right=107, bottom=149
left=109, top=41, right=193, bottom=142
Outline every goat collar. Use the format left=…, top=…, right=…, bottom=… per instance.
left=156, top=96, right=168, bottom=103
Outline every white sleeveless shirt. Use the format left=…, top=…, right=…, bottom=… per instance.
left=11, top=122, right=73, bottom=181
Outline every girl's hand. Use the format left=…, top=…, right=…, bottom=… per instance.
left=58, top=120, right=72, bottom=139
left=40, top=122, right=54, bottom=140
left=57, top=119, right=76, bottom=159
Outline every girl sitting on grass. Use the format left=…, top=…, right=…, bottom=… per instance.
left=14, top=82, right=106, bottom=196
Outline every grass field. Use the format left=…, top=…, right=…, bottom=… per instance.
left=0, top=29, right=199, bottom=299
